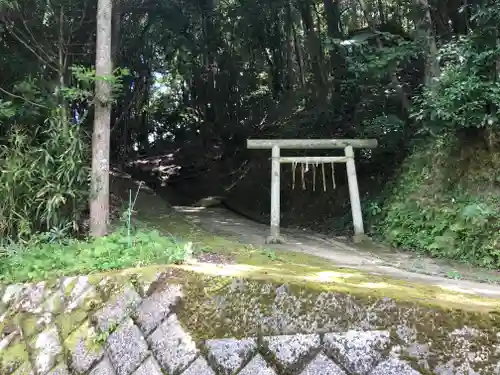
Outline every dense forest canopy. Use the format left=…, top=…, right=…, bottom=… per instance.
left=0, top=0, right=500, bottom=266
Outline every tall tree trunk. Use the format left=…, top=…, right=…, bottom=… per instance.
left=323, top=0, right=342, bottom=38
left=292, top=19, right=305, bottom=87
left=298, top=0, right=324, bottom=88
left=90, top=0, right=112, bottom=237
left=414, top=0, right=440, bottom=86
left=323, top=0, right=347, bottom=97
left=285, top=0, right=295, bottom=91
left=201, top=0, right=218, bottom=146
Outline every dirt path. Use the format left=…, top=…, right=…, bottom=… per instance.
left=175, top=203, right=500, bottom=299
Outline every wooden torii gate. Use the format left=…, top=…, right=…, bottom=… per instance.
left=247, top=139, right=378, bottom=244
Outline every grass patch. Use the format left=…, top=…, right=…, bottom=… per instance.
left=0, top=227, right=191, bottom=283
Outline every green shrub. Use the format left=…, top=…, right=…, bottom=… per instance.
left=412, top=4, right=500, bottom=132
left=0, top=113, right=89, bottom=240
left=373, top=135, right=500, bottom=268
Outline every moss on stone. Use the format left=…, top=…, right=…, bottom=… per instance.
left=171, top=267, right=500, bottom=338
left=0, top=338, right=30, bottom=374
left=172, top=271, right=500, bottom=372
left=178, top=260, right=500, bottom=313
left=63, top=278, right=78, bottom=298
left=78, top=288, right=104, bottom=313
left=63, top=320, right=102, bottom=356
left=43, top=291, right=63, bottom=314
left=20, top=313, right=42, bottom=338
left=11, top=362, right=33, bottom=375
left=56, top=308, right=88, bottom=339
left=130, top=269, right=164, bottom=296
left=95, top=275, right=127, bottom=302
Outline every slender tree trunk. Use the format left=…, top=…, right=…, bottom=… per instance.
left=298, top=0, right=324, bottom=88
left=90, top=0, right=112, bottom=237
left=323, top=0, right=341, bottom=38
left=377, top=0, right=385, bottom=24
left=285, top=0, right=295, bottom=91
left=292, top=20, right=305, bottom=87
left=58, top=6, right=68, bottom=124
left=323, top=0, right=347, bottom=97
left=415, top=0, right=439, bottom=86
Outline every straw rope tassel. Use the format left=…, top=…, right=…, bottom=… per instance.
left=322, top=162, right=327, bottom=192
left=331, top=162, right=336, bottom=189
left=313, top=163, right=317, bottom=191
left=301, top=163, right=306, bottom=190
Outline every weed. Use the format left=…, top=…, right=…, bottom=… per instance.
left=446, top=270, right=462, bottom=280
left=94, top=321, right=119, bottom=345
left=261, top=248, right=281, bottom=261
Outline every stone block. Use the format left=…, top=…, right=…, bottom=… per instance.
left=89, top=357, right=116, bottom=375
left=300, top=353, right=347, bottom=375
left=263, top=334, right=320, bottom=371
left=238, top=354, right=276, bottom=375
left=30, top=325, right=63, bottom=375
left=324, top=330, right=390, bottom=375
left=180, top=357, right=215, bottom=375
left=131, top=357, right=163, bottom=375
left=93, top=285, right=141, bottom=332
left=106, top=318, right=149, bottom=375
left=370, top=358, right=422, bottom=375
left=46, top=363, right=70, bottom=375
left=64, top=321, right=104, bottom=374
left=205, top=338, right=257, bottom=375
left=148, top=314, right=198, bottom=374
left=134, top=284, right=182, bottom=336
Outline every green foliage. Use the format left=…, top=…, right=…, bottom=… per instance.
left=373, top=135, right=500, bottom=268
left=413, top=4, right=500, bottom=131
left=0, top=113, right=89, bottom=240
left=359, top=114, right=405, bottom=152
left=0, top=227, right=192, bottom=283
left=0, top=100, right=16, bottom=121
left=348, top=36, right=422, bottom=79
left=64, top=65, right=131, bottom=105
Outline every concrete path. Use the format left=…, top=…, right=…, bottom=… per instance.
left=177, top=205, right=500, bottom=299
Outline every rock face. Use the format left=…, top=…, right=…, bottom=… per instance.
left=1, top=267, right=500, bottom=375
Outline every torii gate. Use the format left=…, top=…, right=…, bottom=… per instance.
left=247, top=139, right=378, bottom=244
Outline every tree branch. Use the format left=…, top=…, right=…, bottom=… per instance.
left=0, top=86, right=49, bottom=109
left=6, top=25, right=58, bottom=71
